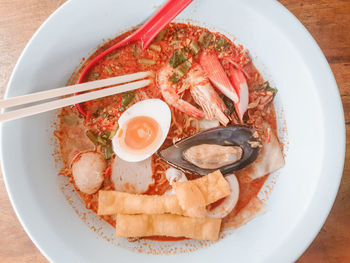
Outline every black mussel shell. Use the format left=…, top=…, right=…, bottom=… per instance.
left=157, top=125, right=260, bottom=176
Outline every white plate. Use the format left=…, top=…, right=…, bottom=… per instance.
left=1, top=0, right=345, bottom=262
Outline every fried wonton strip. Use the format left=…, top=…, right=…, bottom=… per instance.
left=173, top=170, right=230, bottom=210
left=116, top=214, right=222, bottom=241
left=97, top=190, right=206, bottom=218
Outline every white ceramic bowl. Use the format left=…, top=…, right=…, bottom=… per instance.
left=1, top=0, right=345, bottom=262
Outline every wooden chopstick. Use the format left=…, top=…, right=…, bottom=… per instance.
left=0, top=71, right=152, bottom=109
left=0, top=72, right=152, bottom=123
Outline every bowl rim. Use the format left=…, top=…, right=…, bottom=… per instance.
left=1, top=0, right=345, bottom=262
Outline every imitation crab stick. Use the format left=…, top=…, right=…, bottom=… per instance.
left=229, top=65, right=249, bottom=120
left=199, top=51, right=239, bottom=103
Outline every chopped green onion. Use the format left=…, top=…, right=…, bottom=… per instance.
left=121, top=92, right=135, bottom=107
left=105, top=66, right=113, bottom=75
left=62, top=115, right=78, bottom=126
left=154, top=29, right=167, bottom=41
left=103, top=113, right=110, bottom=118
left=177, top=61, right=192, bottom=76
left=109, top=124, right=119, bottom=139
left=266, top=86, right=278, bottom=95
left=138, top=58, right=156, bottom=65
left=89, top=71, right=99, bottom=80
left=169, top=61, right=192, bottom=84
left=257, top=81, right=278, bottom=95
left=149, top=44, right=161, bottom=52
left=101, top=134, right=108, bottom=140
left=97, top=136, right=107, bottom=146
left=198, top=32, right=213, bottom=48
left=169, top=50, right=187, bottom=68
left=86, top=130, right=99, bottom=145
left=133, top=44, right=138, bottom=59
left=138, top=59, right=155, bottom=65
left=215, top=37, right=229, bottom=50
left=104, top=130, right=111, bottom=137
left=106, top=52, right=120, bottom=60
left=189, top=40, right=200, bottom=55
left=104, top=145, right=114, bottom=160
left=169, top=73, right=180, bottom=84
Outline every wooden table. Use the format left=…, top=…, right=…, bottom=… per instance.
left=0, top=0, right=349, bottom=262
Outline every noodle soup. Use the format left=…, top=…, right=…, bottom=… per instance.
left=55, top=23, right=284, bottom=240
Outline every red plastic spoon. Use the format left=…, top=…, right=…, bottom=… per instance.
left=76, top=0, right=194, bottom=116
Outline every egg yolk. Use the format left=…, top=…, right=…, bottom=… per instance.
left=124, top=116, right=159, bottom=150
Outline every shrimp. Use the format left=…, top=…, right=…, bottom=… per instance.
left=186, top=64, right=229, bottom=126
left=157, top=65, right=204, bottom=119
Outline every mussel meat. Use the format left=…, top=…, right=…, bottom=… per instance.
left=183, top=144, right=243, bottom=169
left=157, top=125, right=261, bottom=176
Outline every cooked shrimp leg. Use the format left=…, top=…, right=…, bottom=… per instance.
left=186, top=64, right=229, bottom=126
left=157, top=65, right=204, bottom=119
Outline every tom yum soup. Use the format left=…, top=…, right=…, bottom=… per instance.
left=55, top=23, right=285, bottom=241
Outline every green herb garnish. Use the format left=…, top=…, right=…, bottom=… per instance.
left=121, top=92, right=135, bottom=108
left=138, top=58, right=156, bottom=65
left=86, top=130, right=99, bottom=145
left=106, top=52, right=120, bottom=60
left=132, top=44, right=138, bottom=59
left=105, top=66, right=113, bottom=75
left=97, top=136, right=107, bottom=146
left=149, top=44, right=161, bottom=52
left=169, top=73, right=180, bottom=84
left=109, top=124, right=119, bottom=139
left=177, top=61, right=192, bottom=76
left=154, top=29, right=167, bottom=42
left=215, top=37, right=229, bottom=50
left=168, top=61, right=192, bottom=84
left=257, top=82, right=278, bottom=95
left=104, top=145, right=114, bottom=160
left=189, top=40, right=200, bottom=55
left=169, top=50, right=187, bottom=68
left=198, top=32, right=213, bottom=48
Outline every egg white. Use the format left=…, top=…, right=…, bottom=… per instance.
left=112, top=99, right=171, bottom=162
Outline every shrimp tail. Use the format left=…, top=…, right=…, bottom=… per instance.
left=175, top=100, right=204, bottom=119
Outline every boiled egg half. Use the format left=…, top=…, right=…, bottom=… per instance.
left=112, top=99, right=171, bottom=162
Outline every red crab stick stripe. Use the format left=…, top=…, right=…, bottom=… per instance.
left=199, top=51, right=239, bottom=103
left=229, top=66, right=249, bottom=120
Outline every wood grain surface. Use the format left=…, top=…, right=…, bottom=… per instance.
left=0, top=0, right=349, bottom=262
